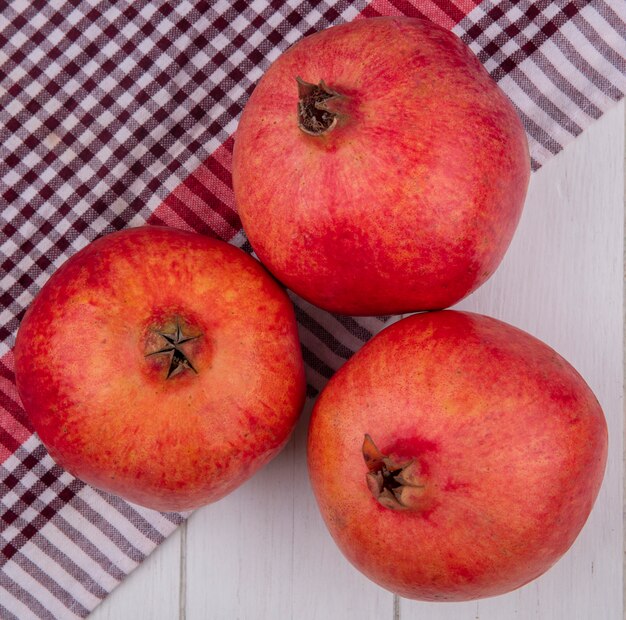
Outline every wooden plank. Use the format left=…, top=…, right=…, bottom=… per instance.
left=88, top=526, right=182, bottom=620
left=400, top=101, right=624, bottom=620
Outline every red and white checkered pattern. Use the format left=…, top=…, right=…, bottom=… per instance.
left=1, top=1, right=625, bottom=617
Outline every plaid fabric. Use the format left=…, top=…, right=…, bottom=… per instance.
left=1, top=0, right=624, bottom=617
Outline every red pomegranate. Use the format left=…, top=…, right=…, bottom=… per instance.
left=307, top=311, right=607, bottom=600
left=15, top=226, right=306, bottom=511
left=233, top=17, right=530, bottom=315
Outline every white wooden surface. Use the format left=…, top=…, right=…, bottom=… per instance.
left=90, top=100, right=625, bottom=620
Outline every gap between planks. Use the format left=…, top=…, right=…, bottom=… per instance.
left=180, top=520, right=187, bottom=620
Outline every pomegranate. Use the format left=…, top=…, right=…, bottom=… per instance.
left=233, top=17, right=530, bottom=315
left=307, top=310, right=607, bottom=600
left=14, top=226, right=306, bottom=511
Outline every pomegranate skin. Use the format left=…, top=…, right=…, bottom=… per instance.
left=15, top=226, right=306, bottom=511
left=307, top=311, right=607, bottom=600
left=233, top=17, right=530, bottom=315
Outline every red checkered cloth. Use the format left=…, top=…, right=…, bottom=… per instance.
left=1, top=1, right=624, bottom=617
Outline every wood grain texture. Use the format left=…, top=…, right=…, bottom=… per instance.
left=89, top=100, right=624, bottom=620
left=88, top=527, right=182, bottom=620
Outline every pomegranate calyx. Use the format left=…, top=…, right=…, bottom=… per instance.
left=296, top=77, right=342, bottom=136
left=362, top=434, right=424, bottom=511
left=145, top=318, right=201, bottom=379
